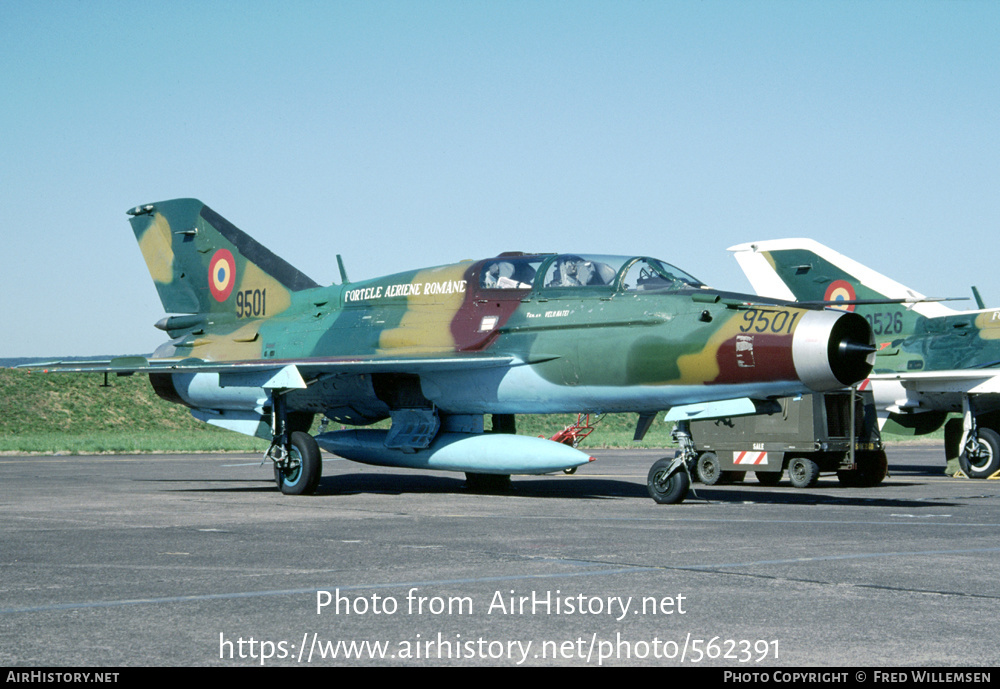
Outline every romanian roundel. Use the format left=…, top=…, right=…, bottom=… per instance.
left=209, top=249, right=236, bottom=302
left=823, top=279, right=856, bottom=312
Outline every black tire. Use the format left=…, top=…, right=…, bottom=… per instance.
left=787, top=456, right=820, bottom=488
left=696, top=452, right=723, bottom=485
left=959, top=427, right=1000, bottom=479
left=465, top=473, right=511, bottom=492
left=837, top=469, right=860, bottom=487
left=277, top=432, right=322, bottom=495
left=647, top=458, right=690, bottom=504
left=755, top=470, right=782, bottom=486
left=841, top=450, right=888, bottom=487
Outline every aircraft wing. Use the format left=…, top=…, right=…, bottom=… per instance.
left=869, top=369, right=1000, bottom=395
left=21, top=354, right=528, bottom=380
left=862, top=368, right=1000, bottom=416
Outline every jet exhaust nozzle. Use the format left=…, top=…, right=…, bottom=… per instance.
left=793, top=310, right=875, bottom=390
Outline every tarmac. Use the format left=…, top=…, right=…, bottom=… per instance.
left=2, top=445, right=998, bottom=667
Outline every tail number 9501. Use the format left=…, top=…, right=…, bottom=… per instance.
left=236, top=289, right=266, bottom=318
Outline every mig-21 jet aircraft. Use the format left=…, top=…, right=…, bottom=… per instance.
left=731, top=238, right=1000, bottom=479
left=32, top=200, right=876, bottom=503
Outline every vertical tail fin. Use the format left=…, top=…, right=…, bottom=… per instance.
left=128, top=199, right=320, bottom=316
left=728, top=238, right=955, bottom=319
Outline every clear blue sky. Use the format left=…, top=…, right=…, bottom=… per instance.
left=3, top=1, right=998, bottom=357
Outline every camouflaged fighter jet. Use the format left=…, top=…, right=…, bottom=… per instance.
left=36, top=200, right=877, bottom=503
left=731, top=238, right=1000, bottom=479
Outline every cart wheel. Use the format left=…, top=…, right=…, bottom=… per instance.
left=696, top=452, right=723, bottom=485
left=787, top=456, right=820, bottom=488
left=839, top=450, right=888, bottom=487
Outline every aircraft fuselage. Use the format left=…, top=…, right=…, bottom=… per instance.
left=150, top=253, right=873, bottom=427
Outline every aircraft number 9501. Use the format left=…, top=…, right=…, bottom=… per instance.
left=739, top=309, right=801, bottom=334
left=236, top=289, right=266, bottom=318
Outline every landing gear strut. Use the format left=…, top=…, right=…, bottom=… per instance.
left=267, top=393, right=322, bottom=495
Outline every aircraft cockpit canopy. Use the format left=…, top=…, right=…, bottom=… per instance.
left=479, top=254, right=704, bottom=292
left=480, top=255, right=543, bottom=289
left=617, top=257, right=704, bottom=292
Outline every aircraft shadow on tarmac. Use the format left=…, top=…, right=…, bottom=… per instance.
left=154, top=472, right=960, bottom=508
left=689, top=487, right=959, bottom=508
left=160, top=473, right=648, bottom=500
left=886, top=463, right=953, bottom=477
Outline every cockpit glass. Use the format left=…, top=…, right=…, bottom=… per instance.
left=481, top=254, right=704, bottom=292
left=620, top=258, right=703, bottom=291
left=479, top=257, right=544, bottom=290
left=543, top=255, right=628, bottom=288
left=538, top=255, right=703, bottom=291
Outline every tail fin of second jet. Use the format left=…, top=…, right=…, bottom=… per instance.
left=728, top=238, right=956, bottom=319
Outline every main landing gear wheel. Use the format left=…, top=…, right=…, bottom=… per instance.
left=959, top=427, right=1000, bottom=479
left=275, top=432, right=322, bottom=496
left=465, top=472, right=511, bottom=493
left=787, top=456, right=820, bottom=488
left=647, top=457, right=691, bottom=504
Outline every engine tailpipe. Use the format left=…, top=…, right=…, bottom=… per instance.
left=792, top=310, right=875, bottom=390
